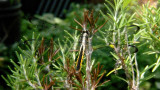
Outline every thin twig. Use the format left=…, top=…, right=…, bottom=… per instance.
left=86, top=37, right=93, bottom=90
left=125, top=27, right=135, bottom=89
left=22, top=64, right=37, bottom=89
left=134, top=53, right=139, bottom=90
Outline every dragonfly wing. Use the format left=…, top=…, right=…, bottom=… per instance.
left=76, top=45, right=85, bottom=72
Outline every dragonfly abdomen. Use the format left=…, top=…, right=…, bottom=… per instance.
left=76, top=44, right=85, bottom=72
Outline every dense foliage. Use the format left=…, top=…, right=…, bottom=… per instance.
left=1, top=0, right=160, bottom=89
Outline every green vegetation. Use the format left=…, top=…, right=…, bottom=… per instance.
left=1, top=0, right=160, bottom=89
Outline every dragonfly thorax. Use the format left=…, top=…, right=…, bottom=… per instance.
left=81, top=32, right=88, bottom=45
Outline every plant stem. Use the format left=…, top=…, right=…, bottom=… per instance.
left=125, top=28, right=136, bottom=89
left=135, top=53, right=140, bottom=90
left=86, top=37, right=93, bottom=90
left=22, top=64, right=36, bottom=89
left=30, top=35, right=42, bottom=87
left=33, top=57, right=42, bottom=87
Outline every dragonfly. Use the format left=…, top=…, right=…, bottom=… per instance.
left=74, top=24, right=140, bottom=72
left=75, top=30, right=89, bottom=72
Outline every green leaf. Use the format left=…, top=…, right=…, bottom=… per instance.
left=19, top=54, right=25, bottom=65
left=140, top=74, right=155, bottom=83
left=1, top=75, right=12, bottom=87
left=119, top=13, right=126, bottom=28
left=106, top=67, right=122, bottom=76
left=64, top=30, right=74, bottom=40
left=107, top=13, right=117, bottom=24
left=115, top=75, right=128, bottom=83
left=38, top=61, right=53, bottom=73
left=110, top=52, right=119, bottom=60
left=28, top=64, right=36, bottom=78
left=10, top=59, right=20, bottom=70
left=100, top=10, right=109, bottom=20
left=53, top=63, right=61, bottom=69
left=7, top=74, right=14, bottom=87
left=128, top=13, right=136, bottom=23
left=143, top=51, right=159, bottom=55
left=105, top=0, right=115, bottom=11
left=152, top=56, right=160, bottom=72
left=148, top=32, right=160, bottom=45
left=123, top=0, right=131, bottom=9
left=140, top=64, right=155, bottom=79
left=15, top=51, right=20, bottom=61
left=104, top=3, right=114, bottom=16
left=18, top=46, right=31, bottom=58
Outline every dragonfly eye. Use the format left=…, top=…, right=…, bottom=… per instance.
left=82, top=30, right=90, bottom=34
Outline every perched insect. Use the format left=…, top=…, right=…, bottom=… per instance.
left=76, top=30, right=89, bottom=72
left=72, top=10, right=108, bottom=72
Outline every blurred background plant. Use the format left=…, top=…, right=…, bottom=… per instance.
left=1, top=0, right=160, bottom=90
